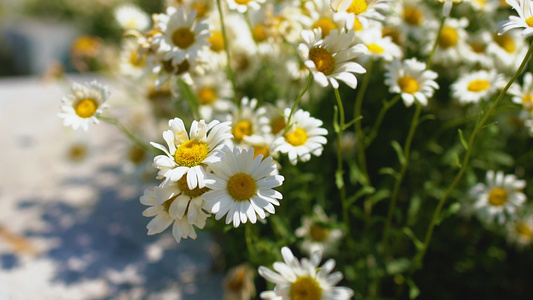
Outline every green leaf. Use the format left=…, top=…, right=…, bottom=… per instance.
left=391, top=141, right=406, bottom=165
left=407, top=195, right=421, bottom=226
left=436, top=202, right=461, bottom=225
left=402, top=227, right=424, bottom=250
left=458, top=129, right=468, bottom=150
left=407, top=278, right=420, bottom=299
left=368, top=189, right=390, bottom=205
left=347, top=186, right=375, bottom=206
left=454, top=152, right=462, bottom=168
left=379, top=167, right=399, bottom=178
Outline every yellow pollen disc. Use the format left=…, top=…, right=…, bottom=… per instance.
left=191, top=3, right=208, bottom=19
left=235, top=0, right=253, bottom=5
left=252, top=24, right=268, bottom=42
left=382, top=27, right=402, bottom=45
left=516, top=222, right=533, bottom=240
left=470, top=42, right=485, bottom=53
left=208, top=31, right=225, bottom=52
left=439, top=26, right=459, bottom=49
left=172, top=27, right=195, bottom=49
left=522, top=94, right=533, bottom=112
left=289, top=276, right=322, bottom=300
left=68, top=144, right=87, bottom=162
left=285, top=127, right=308, bottom=147
left=312, top=18, right=338, bottom=37
left=253, top=145, right=270, bottom=160
left=233, top=120, right=253, bottom=142
left=174, top=140, right=209, bottom=167
left=75, top=98, right=98, bottom=118
left=128, top=145, right=147, bottom=164
left=197, top=87, right=218, bottom=105
left=353, top=18, right=364, bottom=31
left=309, top=224, right=330, bottom=242
left=271, top=117, right=286, bottom=135
left=366, top=43, right=385, bottom=54
left=467, top=79, right=491, bottom=92
left=71, top=36, right=100, bottom=55
left=347, top=0, right=368, bottom=15
left=397, top=76, right=419, bottom=94
left=129, top=50, right=146, bottom=67
left=493, top=33, right=516, bottom=53
left=227, top=268, right=247, bottom=291
left=308, top=47, right=335, bottom=75
left=526, top=17, right=533, bottom=27
left=403, top=6, right=423, bottom=26
left=488, top=187, right=507, bottom=207
left=227, top=173, right=257, bottom=201
left=177, top=175, right=209, bottom=198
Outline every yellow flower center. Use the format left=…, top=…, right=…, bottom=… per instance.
left=493, top=33, right=516, bottom=53
left=516, top=222, right=533, bottom=240
left=208, top=30, right=225, bottom=52
left=174, top=140, right=209, bottom=167
left=474, top=0, right=486, bottom=7
left=312, top=18, right=338, bottom=37
left=252, top=24, right=269, bottom=42
left=382, top=27, right=402, bottom=45
left=271, top=117, right=286, bottom=135
left=397, top=76, right=419, bottom=94
left=366, top=43, right=385, bottom=54
left=128, top=145, right=147, bottom=164
left=235, top=0, right=253, bottom=5
left=172, top=28, right=195, bottom=49
left=470, top=42, right=485, bottom=53
left=308, top=47, right=335, bottom=75
left=191, top=3, right=208, bottom=19
left=233, top=120, right=253, bottom=143
left=71, top=36, right=100, bottom=56
left=467, top=79, right=491, bottom=92
left=353, top=18, right=364, bottom=31
left=227, top=173, right=257, bottom=201
left=285, top=127, right=308, bottom=147
left=75, top=98, right=98, bottom=118
left=197, top=87, right=218, bottom=105
left=253, top=145, right=270, bottom=160
left=522, top=94, right=533, bottom=112
left=403, top=6, right=423, bottom=26
left=309, top=224, right=330, bottom=242
left=289, top=276, right=322, bottom=300
left=177, top=175, right=210, bottom=198
left=488, top=187, right=507, bottom=207
left=439, top=26, right=459, bottom=49
left=526, top=16, right=533, bottom=27
left=347, top=0, right=368, bottom=15
left=227, top=267, right=247, bottom=292
left=129, top=50, right=146, bottom=67
left=68, top=144, right=87, bottom=161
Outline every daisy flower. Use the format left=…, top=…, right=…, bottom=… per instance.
left=119, top=38, right=148, bottom=79
left=273, top=108, right=328, bottom=165
left=223, top=263, right=257, bottom=300
left=435, top=0, right=469, bottom=16
left=113, top=3, right=151, bottom=31
left=203, top=146, right=284, bottom=227
left=496, top=0, right=533, bottom=37
left=58, top=80, right=110, bottom=131
left=295, top=206, right=343, bottom=256
left=428, top=18, right=470, bottom=66
left=469, top=170, right=527, bottom=224
left=355, top=28, right=403, bottom=62
left=487, top=31, right=528, bottom=72
left=226, top=0, right=266, bottom=13
left=299, top=28, right=367, bottom=89
left=384, top=58, right=439, bottom=107
left=451, top=70, right=505, bottom=104
left=190, top=71, right=234, bottom=121
left=140, top=181, right=209, bottom=243
left=506, top=212, right=533, bottom=248
left=151, top=118, right=233, bottom=189
left=155, top=7, right=210, bottom=65
left=510, top=72, right=533, bottom=116
left=331, top=0, right=390, bottom=30
left=225, top=97, right=270, bottom=145
left=388, top=0, right=438, bottom=40
left=464, top=30, right=495, bottom=69
left=258, top=247, right=354, bottom=300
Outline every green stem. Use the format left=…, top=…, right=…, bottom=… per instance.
left=283, top=74, right=313, bottom=135
left=427, top=16, right=446, bottom=70
left=353, top=59, right=374, bottom=186
left=334, top=88, right=350, bottom=235
left=100, top=116, right=153, bottom=153
left=381, top=103, right=422, bottom=246
left=215, top=0, right=239, bottom=106
left=411, top=40, right=533, bottom=273
left=366, top=94, right=401, bottom=147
